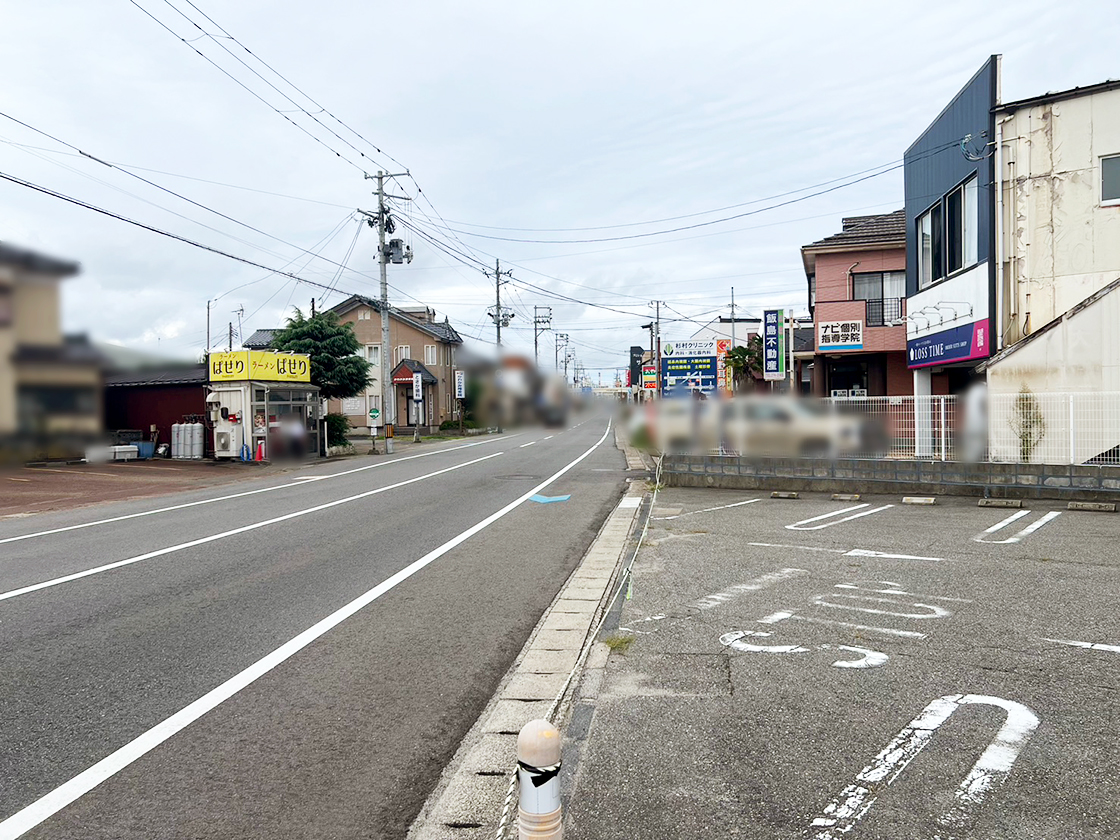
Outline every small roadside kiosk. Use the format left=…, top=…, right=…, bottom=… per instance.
left=206, top=350, right=320, bottom=460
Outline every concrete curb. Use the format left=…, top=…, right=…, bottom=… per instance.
left=406, top=444, right=646, bottom=840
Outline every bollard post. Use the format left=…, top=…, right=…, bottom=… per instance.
left=385, top=423, right=394, bottom=455
left=517, top=719, right=562, bottom=839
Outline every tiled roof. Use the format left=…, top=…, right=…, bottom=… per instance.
left=105, top=365, right=208, bottom=387
left=243, top=328, right=280, bottom=349
left=0, top=242, right=79, bottom=277
left=803, top=209, right=906, bottom=250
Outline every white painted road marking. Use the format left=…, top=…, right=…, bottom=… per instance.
left=811, top=593, right=953, bottom=620
left=1044, top=637, right=1120, bottom=654
left=786, top=504, right=894, bottom=531
left=768, top=612, right=927, bottom=639
left=654, top=498, right=759, bottom=520
left=748, top=542, right=846, bottom=554
left=843, top=549, right=947, bottom=562
left=0, top=452, right=504, bottom=604
left=719, top=631, right=889, bottom=669
left=974, top=509, right=1062, bottom=544
left=519, top=441, right=537, bottom=448
left=0, top=436, right=515, bottom=547
left=0, top=420, right=613, bottom=839
left=809, top=694, right=1039, bottom=839
left=691, top=567, right=807, bottom=610
left=834, top=582, right=972, bottom=603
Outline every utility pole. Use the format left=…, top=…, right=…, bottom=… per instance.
left=730, top=287, right=736, bottom=350
left=486, top=259, right=515, bottom=348
left=228, top=322, right=233, bottom=352
left=651, top=301, right=663, bottom=398
left=361, top=170, right=410, bottom=452
left=205, top=300, right=211, bottom=359
left=310, top=297, right=315, bottom=317
left=533, top=306, right=552, bottom=367
left=555, top=333, right=569, bottom=375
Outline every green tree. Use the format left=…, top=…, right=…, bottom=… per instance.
left=725, top=336, right=764, bottom=393
left=269, top=308, right=370, bottom=400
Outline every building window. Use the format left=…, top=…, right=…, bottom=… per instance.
left=853, top=271, right=905, bottom=326
left=424, top=345, right=438, bottom=366
left=365, top=344, right=380, bottom=367
left=1103, top=155, right=1120, bottom=204
left=917, top=174, right=977, bottom=289
left=394, top=345, right=410, bottom=364
left=0, top=287, right=11, bottom=327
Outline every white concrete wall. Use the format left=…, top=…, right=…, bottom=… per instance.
left=1000, top=88, right=1120, bottom=344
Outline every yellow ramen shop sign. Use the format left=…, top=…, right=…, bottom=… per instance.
left=209, top=351, right=312, bottom=383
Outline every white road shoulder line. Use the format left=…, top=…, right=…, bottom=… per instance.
left=0, top=437, right=508, bottom=547
left=0, top=420, right=612, bottom=839
left=0, top=453, right=504, bottom=604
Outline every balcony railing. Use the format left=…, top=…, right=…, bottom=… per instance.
left=865, top=297, right=903, bottom=327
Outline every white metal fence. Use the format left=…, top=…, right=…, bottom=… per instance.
left=647, top=392, right=1120, bottom=466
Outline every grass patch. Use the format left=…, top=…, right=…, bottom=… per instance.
left=601, top=632, right=635, bottom=654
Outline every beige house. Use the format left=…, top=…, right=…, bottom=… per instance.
left=0, top=243, right=102, bottom=456
left=246, top=296, right=463, bottom=433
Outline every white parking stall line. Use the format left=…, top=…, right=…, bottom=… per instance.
left=0, top=420, right=613, bottom=840
left=809, top=694, right=1039, bottom=839
left=655, top=498, right=760, bottom=520
left=0, top=436, right=514, bottom=547
left=1043, top=637, right=1120, bottom=654
left=786, top=504, right=894, bottom=531
left=0, top=453, right=505, bottom=604
left=748, top=542, right=847, bottom=554
left=974, top=510, right=1062, bottom=544
left=842, top=549, right=947, bottom=562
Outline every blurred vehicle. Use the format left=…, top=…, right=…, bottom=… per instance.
left=720, top=396, right=864, bottom=457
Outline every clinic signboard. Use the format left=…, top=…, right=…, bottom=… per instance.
left=763, top=309, right=785, bottom=381
left=209, top=351, right=311, bottom=383
left=660, top=354, right=717, bottom=397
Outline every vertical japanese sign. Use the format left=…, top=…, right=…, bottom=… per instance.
left=454, top=370, right=466, bottom=400
left=763, top=309, right=785, bottom=381
left=412, top=372, right=423, bottom=401
left=716, top=339, right=732, bottom=395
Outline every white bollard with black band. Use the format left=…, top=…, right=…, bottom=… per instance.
left=517, top=719, right=563, bottom=839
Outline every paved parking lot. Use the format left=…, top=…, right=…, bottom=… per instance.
left=566, top=489, right=1120, bottom=839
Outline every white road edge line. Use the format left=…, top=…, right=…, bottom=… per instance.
left=0, top=436, right=516, bottom=547
left=0, top=452, right=506, bottom=603
left=0, top=419, right=612, bottom=840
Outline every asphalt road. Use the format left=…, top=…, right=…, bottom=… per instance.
left=567, top=488, right=1120, bottom=839
left=0, top=408, right=627, bottom=839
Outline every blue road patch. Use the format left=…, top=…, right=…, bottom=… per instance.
left=530, top=494, right=571, bottom=504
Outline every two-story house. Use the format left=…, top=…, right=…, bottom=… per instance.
left=802, top=210, right=916, bottom=397
left=247, top=296, right=463, bottom=434
left=0, top=243, right=103, bottom=459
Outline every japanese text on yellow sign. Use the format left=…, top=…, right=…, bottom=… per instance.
left=209, top=351, right=311, bottom=382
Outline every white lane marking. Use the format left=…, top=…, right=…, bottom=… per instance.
left=809, top=694, right=1038, bottom=839
left=519, top=441, right=537, bottom=448
left=720, top=631, right=889, bottom=669
left=786, top=504, right=894, bottom=531
left=747, top=542, right=846, bottom=554
left=0, top=437, right=512, bottom=547
left=843, top=549, right=947, bottom=562
left=974, top=510, right=1062, bottom=544
left=654, top=498, right=759, bottom=520
left=544, top=435, right=554, bottom=440
left=0, top=420, right=613, bottom=839
left=1044, top=637, right=1120, bottom=654
left=692, top=567, right=807, bottom=610
left=811, top=593, right=952, bottom=619
left=834, top=583, right=972, bottom=603
left=0, top=453, right=505, bottom=604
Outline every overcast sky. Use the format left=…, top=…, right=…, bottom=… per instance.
left=2, top=1, right=1118, bottom=383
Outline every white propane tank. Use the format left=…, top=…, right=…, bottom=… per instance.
left=171, top=423, right=181, bottom=459
left=191, top=422, right=204, bottom=459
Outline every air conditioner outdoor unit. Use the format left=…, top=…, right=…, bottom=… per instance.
left=215, top=431, right=232, bottom=455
